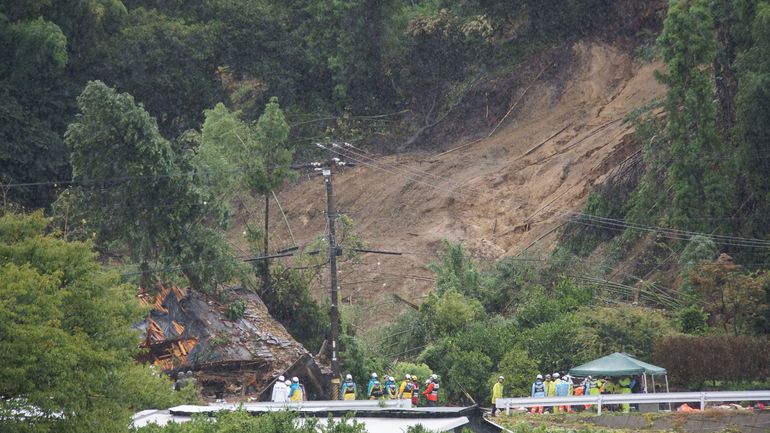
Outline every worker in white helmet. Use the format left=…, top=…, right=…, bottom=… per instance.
left=271, top=375, right=289, bottom=402
left=340, top=373, right=357, bottom=400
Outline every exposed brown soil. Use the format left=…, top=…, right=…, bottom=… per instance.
left=233, top=42, right=667, bottom=334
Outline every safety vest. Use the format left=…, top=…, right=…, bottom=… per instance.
left=532, top=381, right=545, bottom=395
left=431, top=382, right=440, bottom=398
left=386, top=381, right=397, bottom=398
left=370, top=381, right=383, bottom=398
left=343, top=381, right=356, bottom=395
left=289, top=383, right=303, bottom=401
left=411, top=382, right=420, bottom=402
left=618, top=377, right=632, bottom=393
left=400, top=380, right=414, bottom=398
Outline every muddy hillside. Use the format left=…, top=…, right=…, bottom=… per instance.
left=244, top=42, right=666, bottom=327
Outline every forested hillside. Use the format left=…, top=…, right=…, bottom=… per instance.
left=2, top=1, right=770, bottom=431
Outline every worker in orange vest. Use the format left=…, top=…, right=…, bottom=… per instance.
left=422, top=374, right=440, bottom=407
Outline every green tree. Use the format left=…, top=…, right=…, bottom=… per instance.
left=97, top=7, right=221, bottom=136
left=572, top=305, right=675, bottom=361
left=65, top=81, right=238, bottom=290
left=689, top=254, right=770, bottom=336
left=658, top=0, right=734, bottom=232
left=419, top=290, right=484, bottom=339
left=492, top=347, right=539, bottom=398
left=0, top=212, right=187, bottom=433
left=735, top=2, right=770, bottom=244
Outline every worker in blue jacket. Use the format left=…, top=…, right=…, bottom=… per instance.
left=530, top=374, right=545, bottom=414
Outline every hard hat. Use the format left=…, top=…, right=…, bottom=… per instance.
left=346, top=374, right=352, bottom=380
left=292, top=377, right=299, bottom=383
left=536, top=374, right=543, bottom=380
left=431, top=374, right=438, bottom=380
left=499, top=376, right=505, bottom=380
left=405, top=374, right=411, bottom=380
left=186, top=370, right=193, bottom=375
left=278, top=375, right=285, bottom=382
left=412, top=375, right=417, bottom=380
left=553, top=372, right=560, bottom=378
left=390, top=376, right=395, bottom=381
left=285, top=380, right=291, bottom=386
left=588, top=376, right=593, bottom=380
left=178, top=372, right=185, bottom=377
left=372, top=372, right=377, bottom=378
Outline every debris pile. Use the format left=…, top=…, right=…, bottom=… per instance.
left=137, top=284, right=330, bottom=401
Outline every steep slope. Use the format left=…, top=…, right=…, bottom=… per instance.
left=252, top=42, right=666, bottom=321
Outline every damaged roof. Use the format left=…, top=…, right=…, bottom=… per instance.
left=137, top=284, right=314, bottom=373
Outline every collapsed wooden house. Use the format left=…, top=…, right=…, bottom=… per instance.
left=137, top=284, right=331, bottom=401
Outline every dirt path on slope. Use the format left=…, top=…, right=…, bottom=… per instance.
left=238, top=42, right=666, bottom=332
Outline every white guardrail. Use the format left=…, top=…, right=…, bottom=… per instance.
left=168, top=399, right=413, bottom=415
left=496, top=391, right=770, bottom=416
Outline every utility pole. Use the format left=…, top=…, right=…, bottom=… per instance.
left=323, top=164, right=341, bottom=378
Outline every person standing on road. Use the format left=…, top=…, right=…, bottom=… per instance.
left=289, top=377, right=304, bottom=401
left=398, top=374, right=414, bottom=401
left=531, top=374, right=546, bottom=414
left=369, top=376, right=384, bottom=400
left=618, top=376, right=634, bottom=412
left=271, top=375, right=289, bottom=402
left=385, top=375, right=398, bottom=399
left=555, top=374, right=573, bottom=413
left=341, top=374, right=357, bottom=400
left=411, top=375, right=420, bottom=407
left=367, top=372, right=378, bottom=397
left=422, top=375, right=439, bottom=407
left=491, top=376, right=504, bottom=416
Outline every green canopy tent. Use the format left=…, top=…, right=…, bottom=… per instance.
left=569, top=352, right=668, bottom=394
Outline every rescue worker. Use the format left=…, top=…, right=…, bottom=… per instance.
left=186, top=371, right=197, bottom=390
left=491, top=375, right=504, bottom=416
left=271, top=375, right=289, bottom=402
left=531, top=374, right=546, bottom=414
left=588, top=376, right=604, bottom=411
left=367, top=372, right=378, bottom=397
left=603, top=377, right=617, bottom=411
left=385, top=375, right=398, bottom=399
left=422, top=374, right=439, bottom=407
left=411, top=375, right=420, bottom=407
left=289, top=377, right=304, bottom=401
left=554, top=374, right=573, bottom=413
left=398, top=374, right=415, bottom=401
left=369, top=376, right=384, bottom=400
left=340, top=374, right=357, bottom=400
left=618, top=376, right=633, bottom=412
left=175, top=371, right=186, bottom=391
left=545, top=373, right=556, bottom=413
left=573, top=378, right=585, bottom=412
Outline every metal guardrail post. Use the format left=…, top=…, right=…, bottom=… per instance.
left=597, top=395, right=603, bottom=416
left=700, top=392, right=706, bottom=411
left=506, top=402, right=511, bottom=416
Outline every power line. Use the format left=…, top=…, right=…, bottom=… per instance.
left=317, top=143, right=473, bottom=199
left=338, top=142, right=478, bottom=194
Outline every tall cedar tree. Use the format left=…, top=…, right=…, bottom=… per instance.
left=658, top=0, right=734, bottom=233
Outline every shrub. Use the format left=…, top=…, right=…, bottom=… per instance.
left=225, top=299, right=246, bottom=320
left=654, top=335, right=770, bottom=387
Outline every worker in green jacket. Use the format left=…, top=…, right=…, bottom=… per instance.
left=491, top=376, right=504, bottom=416
left=618, top=376, right=633, bottom=412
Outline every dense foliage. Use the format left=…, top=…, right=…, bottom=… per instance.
left=0, top=212, right=192, bottom=433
